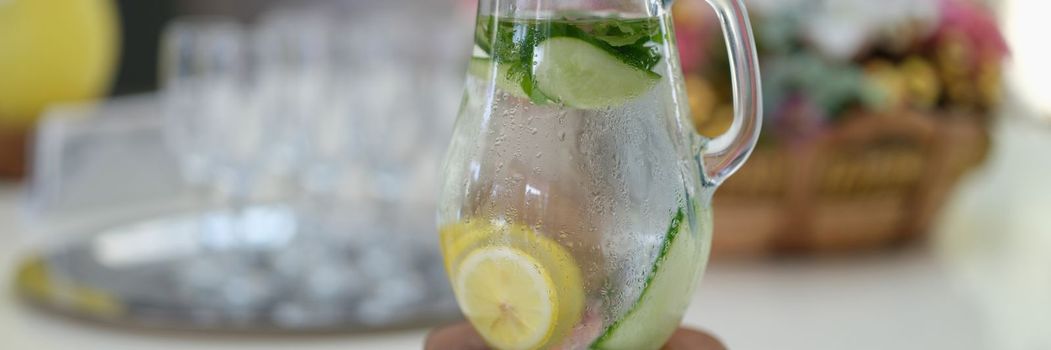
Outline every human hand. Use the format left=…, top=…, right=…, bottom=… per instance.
left=425, top=322, right=726, bottom=350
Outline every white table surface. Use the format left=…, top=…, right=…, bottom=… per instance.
left=2, top=114, right=1049, bottom=350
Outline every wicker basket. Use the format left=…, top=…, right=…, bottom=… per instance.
left=711, top=111, right=989, bottom=256
left=0, top=127, right=29, bottom=179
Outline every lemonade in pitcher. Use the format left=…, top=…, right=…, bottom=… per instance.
left=438, top=1, right=761, bottom=349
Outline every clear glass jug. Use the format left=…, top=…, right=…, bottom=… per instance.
left=437, top=0, right=761, bottom=348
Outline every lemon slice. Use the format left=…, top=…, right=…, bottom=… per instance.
left=439, top=220, right=491, bottom=272
left=442, top=220, right=585, bottom=350
left=457, top=247, right=557, bottom=350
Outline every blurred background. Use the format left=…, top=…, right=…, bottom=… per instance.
left=0, top=0, right=1048, bottom=349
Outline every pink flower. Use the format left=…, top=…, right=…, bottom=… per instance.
left=676, top=25, right=707, bottom=73
left=934, top=0, right=1010, bottom=58
left=673, top=4, right=719, bottom=73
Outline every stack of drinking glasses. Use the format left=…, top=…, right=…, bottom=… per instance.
left=17, top=3, right=469, bottom=332
left=157, top=4, right=469, bottom=330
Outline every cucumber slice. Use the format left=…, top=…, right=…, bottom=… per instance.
left=592, top=208, right=702, bottom=350
left=467, top=57, right=528, bottom=98
left=533, top=37, right=660, bottom=110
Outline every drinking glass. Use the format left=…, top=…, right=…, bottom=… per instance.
left=159, top=17, right=248, bottom=189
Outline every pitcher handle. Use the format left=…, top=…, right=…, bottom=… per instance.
left=700, top=0, right=762, bottom=185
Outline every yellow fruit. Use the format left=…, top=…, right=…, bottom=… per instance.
left=442, top=220, right=584, bottom=350
left=458, top=247, right=557, bottom=350
left=439, top=220, right=490, bottom=273
left=0, top=0, right=120, bottom=126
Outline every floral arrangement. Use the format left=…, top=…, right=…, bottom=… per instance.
left=675, top=0, right=1009, bottom=144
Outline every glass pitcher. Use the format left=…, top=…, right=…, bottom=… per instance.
left=437, top=0, right=760, bottom=348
